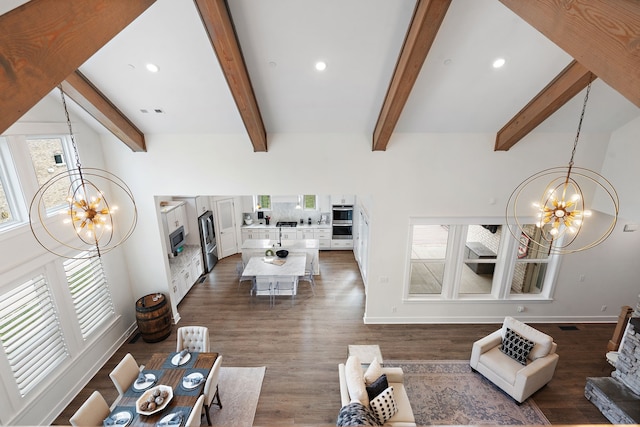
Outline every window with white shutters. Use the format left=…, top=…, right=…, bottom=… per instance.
left=0, top=274, right=69, bottom=397
left=64, top=254, right=114, bottom=339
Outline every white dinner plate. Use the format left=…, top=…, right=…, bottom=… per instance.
left=132, top=373, right=157, bottom=391
left=105, top=410, right=133, bottom=426
left=171, top=352, right=191, bottom=366
left=156, top=412, right=182, bottom=426
left=182, top=372, right=204, bottom=389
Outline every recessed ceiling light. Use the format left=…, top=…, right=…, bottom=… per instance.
left=492, top=58, right=506, bottom=68
left=315, top=61, right=327, bottom=71
left=146, top=63, right=159, bottom=73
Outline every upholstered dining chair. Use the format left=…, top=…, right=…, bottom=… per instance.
left=202, top=355, right=223, bottom=425
left=298, top=255, right=316, bottom=295
left=109, top=353, right=143, bottom=401
left=185, top=394, right=205, bottom=427
left=69, top=390, right=111, bottom=426
left=176, top=326, right=211, bottom=352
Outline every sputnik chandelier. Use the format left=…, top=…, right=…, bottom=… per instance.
left=506, top=81, right=619, bottom=255
left=29, top=86, right=137, bottom=259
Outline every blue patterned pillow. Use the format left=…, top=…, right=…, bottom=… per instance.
left=500, top=327, right=535, bottom=365
left=336, top=402, right=380, bottom=426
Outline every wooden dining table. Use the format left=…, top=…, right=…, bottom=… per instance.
left=106, top=352, right=218, bottom=427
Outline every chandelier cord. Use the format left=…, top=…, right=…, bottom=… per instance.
left=58, top=85, right=84, bottom=175
left=566, top=80, right=592, bottom=177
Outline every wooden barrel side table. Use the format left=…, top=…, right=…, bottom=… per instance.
left=135, top=293, right=172, bottom=342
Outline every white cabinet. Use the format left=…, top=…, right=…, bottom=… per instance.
left=265, top=229, right=278, bottom=240
left=331, top=195, right=355, bottom=205
left=241, top=196, right=255, bottom=213
left=161, top=202, right=189, bottom=235
left=331, top=239, right=354, bottom=249
left=297, top=229, right=315, bottom=240
left=195, top=196, right=211, bottom=216
left=318, top=195, right=332, bottom=212
left=170, top=266, right=191, bottom=302
left=315, top=229, right=332, bottom=249
left=242, top=228, right=264, bottom=242
left=190, top=250, right=203, bottom=280
left=169, top=246, right=201, bottom=304
left=280, top=230, right=297, bottom=241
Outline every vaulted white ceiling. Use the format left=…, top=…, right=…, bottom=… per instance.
left=3, top=0, right=639, bottom=142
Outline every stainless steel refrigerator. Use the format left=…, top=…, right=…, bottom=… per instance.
left=198, top=211, right=218, bottom=273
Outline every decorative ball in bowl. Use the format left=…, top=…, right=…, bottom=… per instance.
left=136, top=385, right=173, bottom=415
left=276, top=249, right=289, bottom=258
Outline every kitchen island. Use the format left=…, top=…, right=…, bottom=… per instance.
left=241, top=239, right=320, bottom=275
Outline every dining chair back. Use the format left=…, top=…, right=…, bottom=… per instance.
left=176, top=326, right=211, bottom=352
left=69, top=390, right=111, bottom=426
left=252, top=277, right=274, bottom=307
left=298, top=255, right=316, bottom=295
left=109, top=353, right=142, bottom=399
left=202, top=355, right=223, bottom=425
left=274, top=275, right=297, bottom=305
left=185, top=394, right=205, bottom=427
left=238, top=261, right=255, bottom=292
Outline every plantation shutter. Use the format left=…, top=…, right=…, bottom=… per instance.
left=0, top=274, right=68, bottom=397
left=64, top=254, right=114, bottom=338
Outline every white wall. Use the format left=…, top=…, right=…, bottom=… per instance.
left=100, top=127, right=640, bottom=325
left=0, top=95, right=136, bottom=425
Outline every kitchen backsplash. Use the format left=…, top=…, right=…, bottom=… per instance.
left=244, top=202, right=330, bottom=225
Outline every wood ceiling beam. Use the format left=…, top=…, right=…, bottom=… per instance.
left=495, top=60, right=596, bottom=151
left=0, top=0, right=156, bottom=138
left=499, top=0, right=640, bottom=108
left=61, top=71, right=146, bottom=152
left=194, top=0, right=267, bottom=152
left=372, top=0, right=452, bottom=151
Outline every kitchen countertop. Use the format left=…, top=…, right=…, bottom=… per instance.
left=241, top=239, right=320, bottom=250
left=168, top=244, right=201, bottom=270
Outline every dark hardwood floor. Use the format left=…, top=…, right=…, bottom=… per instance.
left=54, top=251, right=614, bottom=426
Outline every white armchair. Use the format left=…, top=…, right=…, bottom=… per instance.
left=470, top=316, right=559, bottom=403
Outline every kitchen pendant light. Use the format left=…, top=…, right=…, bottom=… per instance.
left=505, top=80, right=619, bottom=255
left=29, top=86, right=137, bottom=259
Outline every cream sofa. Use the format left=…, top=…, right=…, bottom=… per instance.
left=470, top=316, right=559, bottom=403
left=338, top=356, right=416, bottom=427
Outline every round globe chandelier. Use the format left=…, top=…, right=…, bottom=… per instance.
left=29, top=86, right=137, bottom=259
left=505, top=81, right=619, bottom=255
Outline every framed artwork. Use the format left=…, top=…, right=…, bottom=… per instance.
left=518, top=233, right=530, bottom=259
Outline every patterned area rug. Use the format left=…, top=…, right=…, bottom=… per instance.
left=207, top=366, right=265, bottom=427
left=384, top=360, right=550, bottom=426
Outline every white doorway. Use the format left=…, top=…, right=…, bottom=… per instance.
left=215, top=198, right=238, bottom=259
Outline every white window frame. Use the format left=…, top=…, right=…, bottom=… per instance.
left=405, top=217, right=560, bottom=302
left=0, top=138, right=27, bottom=231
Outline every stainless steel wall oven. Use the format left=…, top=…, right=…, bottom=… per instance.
left=332, top=205, right=353, bottom=239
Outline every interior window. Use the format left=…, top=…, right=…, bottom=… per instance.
left=410, top=225, right=448, bottom=295
left=460, top=225, right=500, bottom=295
left=511, top=224, right=550, bottom=295
left=408, top=221, right=556, bottom=300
